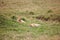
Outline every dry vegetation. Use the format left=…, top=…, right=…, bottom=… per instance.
left=0, top=0, right=60, bottom=40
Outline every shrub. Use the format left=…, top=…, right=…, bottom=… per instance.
left=11, top=16, right=17, bottom=20
left=36, top=15, right=50, bottom=21
left=29, top=11, right=34, bottom=15
left=47, top=10, right=53, bottom=13
left=21, top=18, right=26, bottom=21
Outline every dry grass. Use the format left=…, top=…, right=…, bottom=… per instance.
left=0, top=31, right=60, bottom=40
left=0, top=0, right=60, bottom=13
left=0, top=0, right=60, bottom=40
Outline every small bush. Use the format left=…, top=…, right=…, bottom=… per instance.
left=47, top=10, right=53, bottom=13
left=36, top=15, right=50, bottom=21
left=11, top=16, right=17, bottom=20
left=21, top=18, right=26, bottom=21
left=29, top=11, right=34, bottom=15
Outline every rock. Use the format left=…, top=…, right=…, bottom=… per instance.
left=20, top=20, right=25, bottom=23
left=17, top=17, right=25, bottom=23
left=30, top=23, right=40, bottom=27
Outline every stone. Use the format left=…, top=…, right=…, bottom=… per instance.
left=20, top=20, right=25, bottom=23
left=30, top=23, right=40, bottom=27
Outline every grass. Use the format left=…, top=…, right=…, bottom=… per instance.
left=0, top=11, right=60, bottom=40
left=0, top=0, right=60, bottom=40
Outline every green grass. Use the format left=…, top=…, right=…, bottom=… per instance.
left=0, top=12, right=60, bottom=40
left=0, top=0, right=60, bottom=40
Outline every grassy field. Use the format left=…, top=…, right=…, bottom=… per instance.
left=0, top=0, right=60, bottom=40
left=0, top=10, right=60, bottom=40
